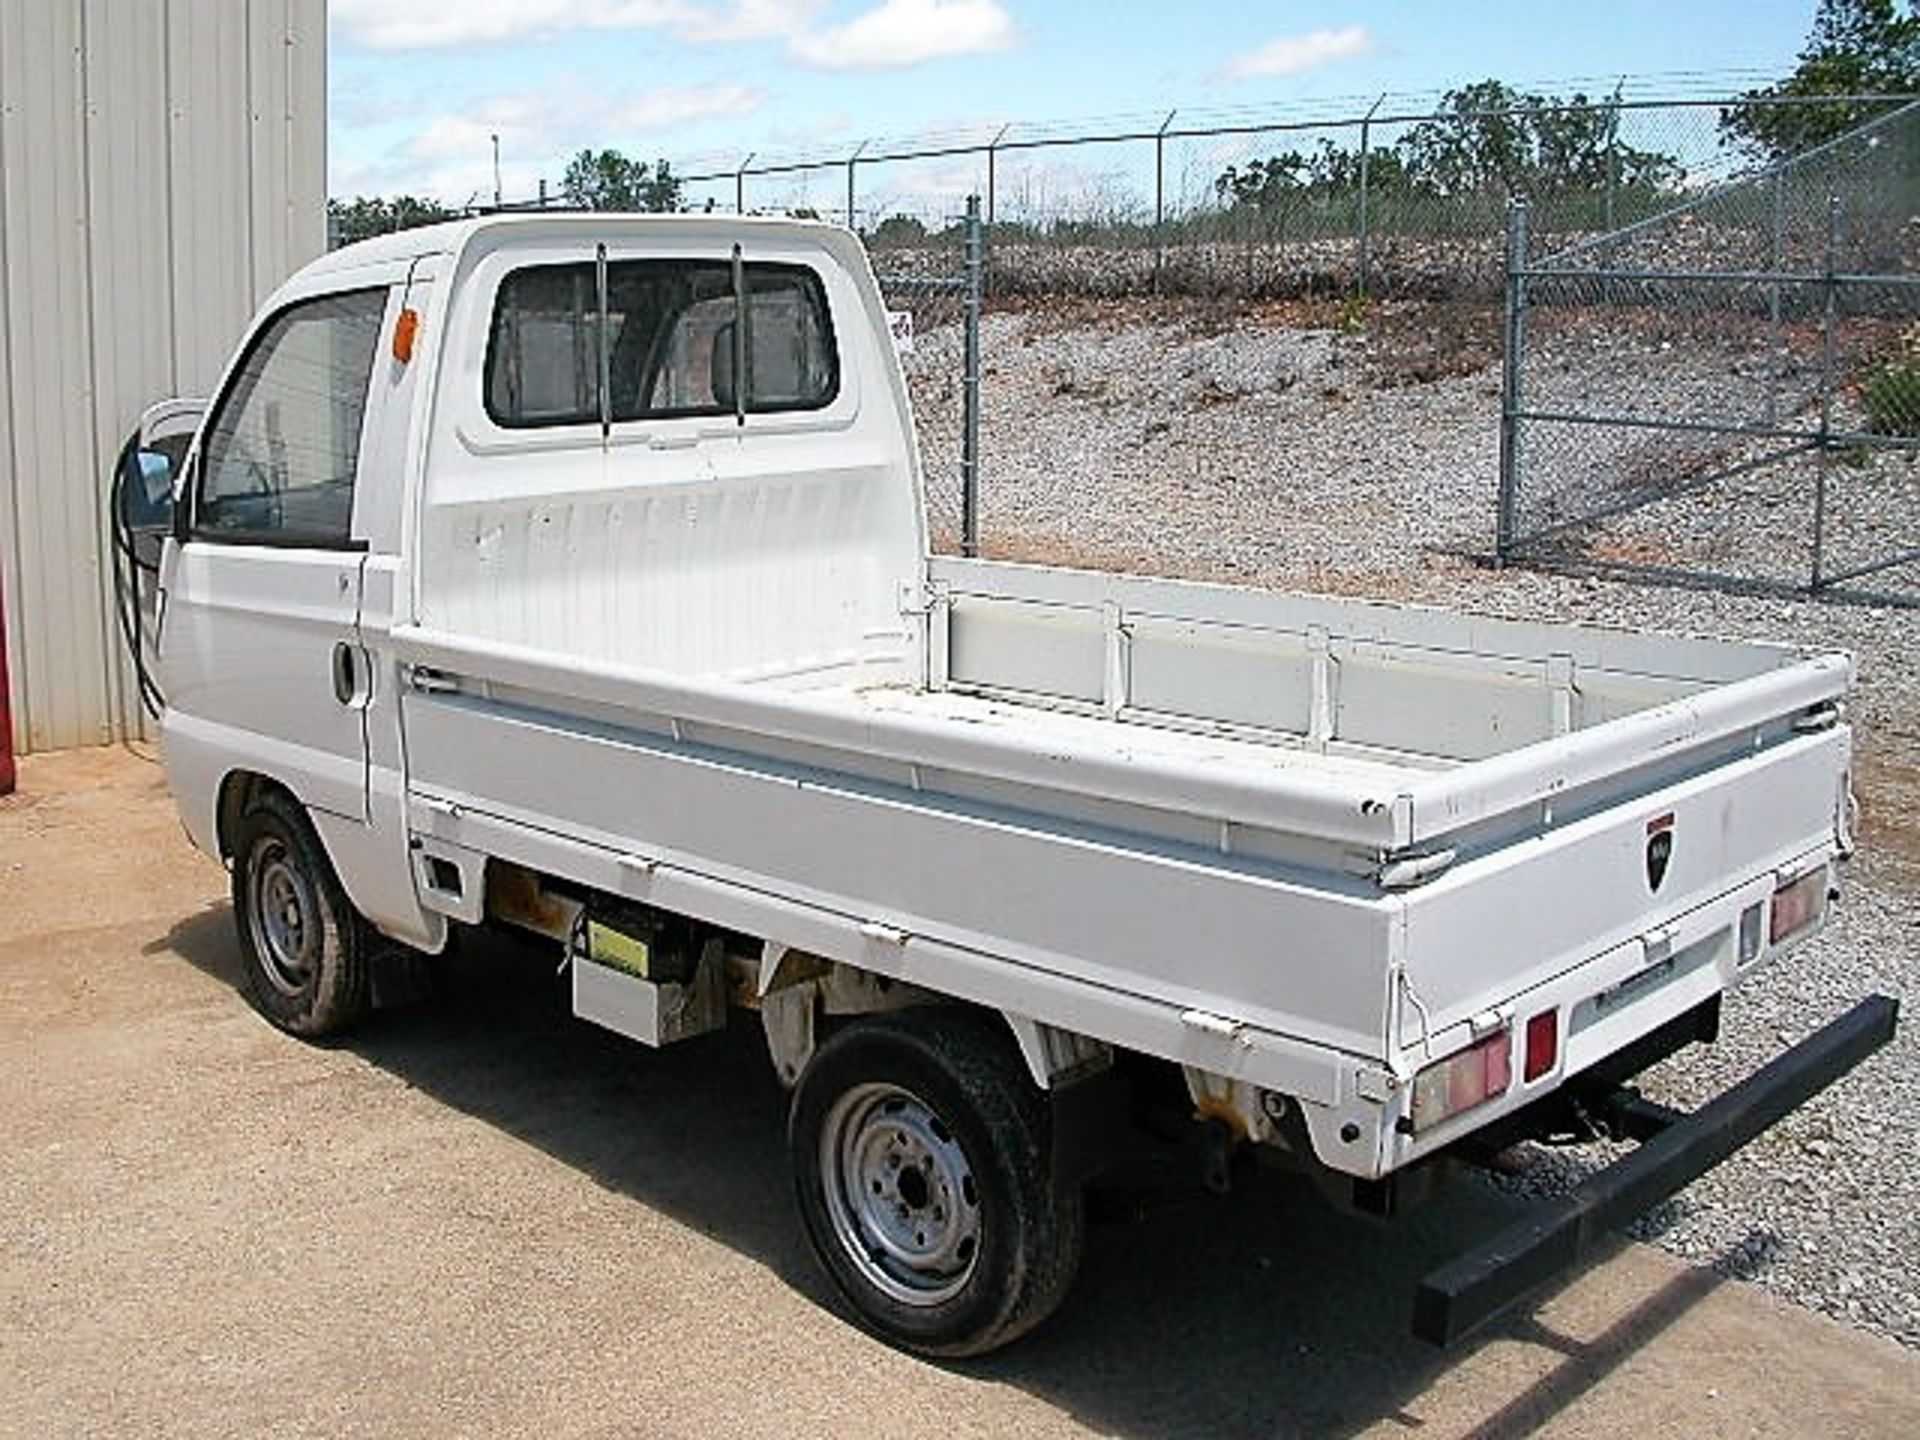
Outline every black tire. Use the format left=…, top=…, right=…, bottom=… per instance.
left=229, top=789, right=372, bottom=1037
left=789, top=1008, right=1084, bottom=1357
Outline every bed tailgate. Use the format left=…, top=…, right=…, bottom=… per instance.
left=1393, top=720, right=1852, bottom=1051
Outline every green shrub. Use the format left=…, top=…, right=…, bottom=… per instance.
left=1862, top=357, right=1920, bottom=437
left=1336, top=293, right=1372, bottom=335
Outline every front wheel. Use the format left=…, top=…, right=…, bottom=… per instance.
left=789, top=1009, right=1084, bottom=1357
left=230, top=789, right=372, bottom=1037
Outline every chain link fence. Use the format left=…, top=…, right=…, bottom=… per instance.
left=1498, top=101, right=1920, bottom=601
left=673, top=91, right=1914, bottom=303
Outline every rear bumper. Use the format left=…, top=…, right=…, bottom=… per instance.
left=1411, top=992, right=1898, bottom=1346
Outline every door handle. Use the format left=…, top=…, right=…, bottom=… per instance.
left=409, top=666, right=460, bottom=694
left=331, top=641, right=357, bottom=705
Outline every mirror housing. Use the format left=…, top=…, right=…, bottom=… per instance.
left=132, top=397, right=205, bottom=544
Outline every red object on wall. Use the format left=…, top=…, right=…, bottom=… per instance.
left=0, top=557, right=15, bottom=796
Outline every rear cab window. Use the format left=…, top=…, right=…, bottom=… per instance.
left=484, top=258, right=837, bottom=428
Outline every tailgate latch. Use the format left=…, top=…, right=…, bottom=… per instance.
left=1376, top=848, right=1457, bottom=890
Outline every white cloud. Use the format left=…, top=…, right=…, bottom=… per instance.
left=330, top=0, right=1013, bottom=71
left=333, top=82, right=763, bottom=203
left=333, top=1, right=666, bottom=51
left=331, top=1, right=821, bottom=52
left=790, top=0, right=1013, bottom=71
left=679, top=0, right=824, bottom=42
left=1224, top=26, right=1373, bottom=80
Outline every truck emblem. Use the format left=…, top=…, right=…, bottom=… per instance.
left=1646, top=813, right=1675, bottom=892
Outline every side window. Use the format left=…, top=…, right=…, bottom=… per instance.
left=485, top=259, right=837, bottom=428
left=196, top=288, right=387, bottom=545
left=481, top=266, right=607, bottom=426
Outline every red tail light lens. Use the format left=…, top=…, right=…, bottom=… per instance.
left=1524, top=1008, right=1559, bottom=1082
left=1770, top=867, right=1827, bottom=947
left=1411, top=1028, right=1512, bottom=1133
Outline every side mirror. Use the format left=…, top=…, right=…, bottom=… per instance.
left=143, top=441, right=193, bottom=544
left=128, top=451, right=174, bottom=530
left=132, top=397, right=206, bottom=544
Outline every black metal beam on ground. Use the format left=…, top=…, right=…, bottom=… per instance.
left=1411, top=993, right=1899, bottom=1347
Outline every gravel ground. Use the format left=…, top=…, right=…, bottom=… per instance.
left=921, top=300, right=1920, bottom=1349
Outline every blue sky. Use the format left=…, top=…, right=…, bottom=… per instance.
left=330, top=1, right=1821, bottom=207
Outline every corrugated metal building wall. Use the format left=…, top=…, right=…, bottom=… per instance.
left=0, top=0, right=326, bottom=753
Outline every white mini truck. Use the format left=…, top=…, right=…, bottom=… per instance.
left=126, top=214, right=1894, bottom=1356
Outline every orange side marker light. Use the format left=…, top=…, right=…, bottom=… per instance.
left=392, top=307, right=420, bottom=363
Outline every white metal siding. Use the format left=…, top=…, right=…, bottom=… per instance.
left=0, top=0, right=325, bottom=752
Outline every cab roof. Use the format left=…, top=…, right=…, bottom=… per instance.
left=303, top=211, right=858, bottom=281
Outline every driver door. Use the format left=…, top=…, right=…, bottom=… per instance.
left=159, top=286, right=389, bottom=825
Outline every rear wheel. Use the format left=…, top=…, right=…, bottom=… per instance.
left=230, top=789, right=372, bottom=1037
left=790, top=1009, right=1083, bottom=1357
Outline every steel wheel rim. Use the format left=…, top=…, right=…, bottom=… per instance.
left=245, top=836, right=319, bottom=997
left=819, top=1081, right=982, bottom=1307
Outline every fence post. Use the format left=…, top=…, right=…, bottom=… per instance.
left=1604, top=82, right=1623, bottom=232
left=1153, top=110, right=1175, bottom=295
left=845, top=141, right=866, bottom=229
left=1358, top=94, right=1383, bottom=298
left=1496, top=200, right=1530, bottom=564
left=985, top=123, right=1009, bottom=237
left=735, top=152, right=754, bottom=213
left=961, top=194, right=984, bottom=558
left=1811, top=195, right=1841, bottom=592
left=1767, top=166, right=1786, bottom=429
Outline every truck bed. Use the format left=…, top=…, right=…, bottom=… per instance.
left=390, top=558, right=1849, bottom=1172
left=402, top=555, right=1845, bottom=850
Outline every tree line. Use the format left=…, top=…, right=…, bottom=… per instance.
left=1212, top=81, right=1682, bottom=219
left=1213, top=0, right=1915, bottom=219
left=329, top=150, right=684, bottom=246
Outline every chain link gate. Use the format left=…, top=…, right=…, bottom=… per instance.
left=1497, top=102, right=1920, bottom=602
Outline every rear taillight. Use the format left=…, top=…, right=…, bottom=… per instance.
left=1770, top=866, right=1828, bottom=947
left=1411, top=1028, right=1511, bottom=1133
left=1523, top=1008, right=1559, bottom=1083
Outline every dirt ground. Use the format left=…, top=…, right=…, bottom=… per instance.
left=3, top=747, right=1917, bottom=1440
